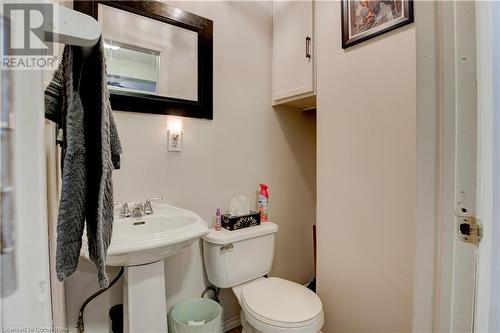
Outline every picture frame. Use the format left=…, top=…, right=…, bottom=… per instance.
left=341, top=0, right=414, bottom=49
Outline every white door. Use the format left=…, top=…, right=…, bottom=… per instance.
left=272, top=0, right=314, bottom=102
left=436, top=1, right=497, bottom=332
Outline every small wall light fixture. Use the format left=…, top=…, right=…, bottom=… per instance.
left=167, top=117, right=183, bottom=152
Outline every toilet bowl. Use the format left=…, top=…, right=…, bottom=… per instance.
left=233, top=277, right=323, bottom=333
left=202, top=223, right=324, bottom=333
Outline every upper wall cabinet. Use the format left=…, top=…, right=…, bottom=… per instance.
left=272, top=0, right=315, bottom=110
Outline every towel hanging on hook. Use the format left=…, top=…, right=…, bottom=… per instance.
left=44, top=36, right=122, bottom=288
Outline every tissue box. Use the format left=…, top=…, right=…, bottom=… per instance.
left=222, top=211, right=261, bottom=231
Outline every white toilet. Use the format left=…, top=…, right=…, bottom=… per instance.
left=202, top=222, right=324, bottom=333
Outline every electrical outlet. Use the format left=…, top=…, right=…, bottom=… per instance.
left=168, top=131, right=182, bottom=152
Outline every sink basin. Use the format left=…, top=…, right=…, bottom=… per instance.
left=82, top=203, right=209, bottom=266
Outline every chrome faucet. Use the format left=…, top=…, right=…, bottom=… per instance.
left=131, top=202, right=145, bottom=217
left=117, top=197, right=165, bottom=218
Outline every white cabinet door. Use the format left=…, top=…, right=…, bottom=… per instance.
left=272, top=0, right=314, bottom=102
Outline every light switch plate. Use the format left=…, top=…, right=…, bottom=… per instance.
left=168, top=131, right=182, bottom=152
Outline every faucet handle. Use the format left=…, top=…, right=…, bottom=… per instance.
left=115, top=201, right=130, bottom=218
left=143, top=200, right=153, bottom=215
left=143, top=197, right=165, bottom=215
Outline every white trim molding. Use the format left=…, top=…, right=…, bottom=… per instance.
left=413, top=1, right=439, bottom=332
left=223, top=315, right=241, bottom=332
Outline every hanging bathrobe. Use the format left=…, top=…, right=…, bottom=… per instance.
left=44, top=38, right=122, bottom=288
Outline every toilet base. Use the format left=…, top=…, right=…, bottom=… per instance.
left=240, top=311, right=257, bottom=333
left=239, top=310, right=322, bottom=333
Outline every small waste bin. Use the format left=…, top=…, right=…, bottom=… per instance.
left=168, top=298, right=222, bottom=333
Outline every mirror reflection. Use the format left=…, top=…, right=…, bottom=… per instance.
left=99, top=4, right=198, bottom=101
left=104, top=40, right=160, bottom=95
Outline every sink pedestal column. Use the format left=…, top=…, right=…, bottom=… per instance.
left=123, top=260, right=168, bottom=333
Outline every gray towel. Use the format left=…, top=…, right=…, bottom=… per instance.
left=45, top=38, right=122, bottom=288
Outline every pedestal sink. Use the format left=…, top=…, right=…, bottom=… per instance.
left=81, top=203, right=209, bottom=333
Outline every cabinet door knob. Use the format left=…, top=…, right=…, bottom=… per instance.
left=306, top=36, right=312, bottom=59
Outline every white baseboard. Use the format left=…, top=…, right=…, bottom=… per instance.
left=223, top=315, right=241, bottom=332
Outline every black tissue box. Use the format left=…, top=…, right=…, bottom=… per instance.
left=222, top=211, right=261, bottom=231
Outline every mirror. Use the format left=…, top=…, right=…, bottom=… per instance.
left=75, top=1, right=213, bottom=119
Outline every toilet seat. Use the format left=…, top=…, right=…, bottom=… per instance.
left=235, top=277, right=323, bottom=333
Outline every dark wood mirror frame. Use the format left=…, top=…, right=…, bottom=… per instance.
left=74, top=0, right=213, bottom=119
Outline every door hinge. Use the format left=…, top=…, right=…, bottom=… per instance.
left=458, top=216, right=482, bottom=245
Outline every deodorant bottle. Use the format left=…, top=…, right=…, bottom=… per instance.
left=258, top=183, right=269, bottom=222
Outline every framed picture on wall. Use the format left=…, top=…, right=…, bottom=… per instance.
left=341, top=0, right=414, bottom=49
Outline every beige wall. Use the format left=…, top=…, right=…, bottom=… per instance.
left=315, top=1, right=417, bottom=332
left=64, top=2, right=316, bottom=331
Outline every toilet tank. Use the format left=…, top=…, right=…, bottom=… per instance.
left=202, top=222, right=278, bottom=289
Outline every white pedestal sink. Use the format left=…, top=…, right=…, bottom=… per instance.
left=82, top=204, right=209, bottom=333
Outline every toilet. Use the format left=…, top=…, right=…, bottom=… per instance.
left=202, top=222, right=324, bottom=333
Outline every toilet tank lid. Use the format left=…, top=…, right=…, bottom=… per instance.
left=203, top=222, right=278, bottom=245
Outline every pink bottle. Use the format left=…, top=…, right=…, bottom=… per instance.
left=258, top=183, right=269, bottom=222
left=215, top=208, right=221, bottom=231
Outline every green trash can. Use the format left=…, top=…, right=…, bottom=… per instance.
left=168, top=298, right=222, bottom=333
